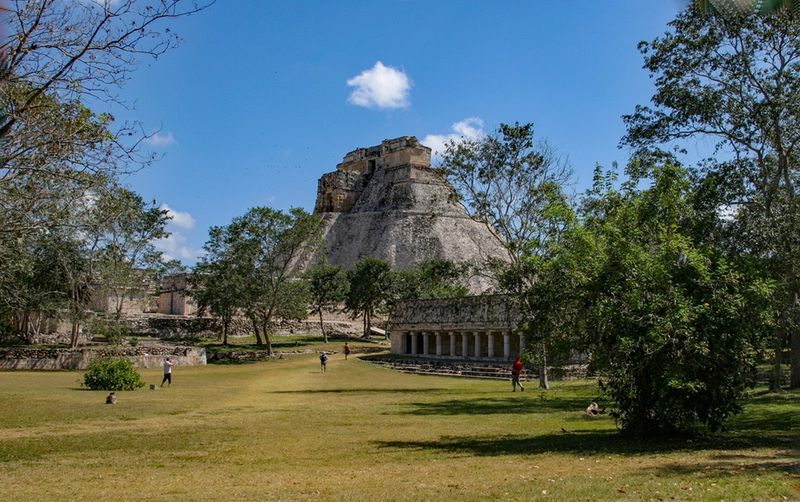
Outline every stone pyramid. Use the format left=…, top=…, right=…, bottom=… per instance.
left=310, top=136, right=508, bottom=292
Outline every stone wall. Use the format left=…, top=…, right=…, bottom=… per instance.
left=123, top=315, right=234, bottom=339
left=0, top=345, right=206, bottom=370
left=389, top=294, right=520, bottom=332
left=158, top=273, right=197, bottom=315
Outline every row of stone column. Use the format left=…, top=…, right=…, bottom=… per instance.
left=404, top=331, right=525, bottom=360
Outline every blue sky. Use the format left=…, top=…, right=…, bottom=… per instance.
left=113, top=1, right=690, bottom=264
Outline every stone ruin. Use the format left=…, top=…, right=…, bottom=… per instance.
left=311, top=136, right=509, bottom=291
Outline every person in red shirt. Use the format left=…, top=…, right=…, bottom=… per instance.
left=343, top=342, right=351, bottom=360
left=511, top=356, right=525, bottom=392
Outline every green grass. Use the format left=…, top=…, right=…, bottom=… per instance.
left=0, top=352, right=797, bottom=501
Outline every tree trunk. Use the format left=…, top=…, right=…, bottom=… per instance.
left=30, top=313, right=42, bottom=344
left=21, top=312, right=30, bottom=343
left=250, top=317, right=264, bottom=346
left=791, top=289, right=800, bottom=388
left=222, top=318, right=229, bottom=346
left=539, top=342, right=550, bottom=390
left=115, top=291, right=125, bottom=317
left=15, top=313, right=24, bottom=336
left=69, top=322, right=80, bottom=349
left=262, top=321, right=274, bottom=356
left=319, top=310, right=327, bottom=344
left=791, top=330, right=800, bottom=388
left=771, top=326, right=784, bottom=391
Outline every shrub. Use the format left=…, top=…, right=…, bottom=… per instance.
left=83, top=357, right=145, bottom=391
left=88, top=317, right=132, bottom=346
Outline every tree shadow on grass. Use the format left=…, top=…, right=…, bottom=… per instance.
left=375, top=429, right=798, bottom=475
left=394, top=396, right=592, bottom=416
left=376, top=390, right=799, bottom=478
left=271, top=337, right=326, bottom=349
left=271, top=388, right=450, bottom=395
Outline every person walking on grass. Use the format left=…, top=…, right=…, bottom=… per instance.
left=161, top=357, right=173, bottom=387
left=343, top=342, right=351, bottom=360
left=511, top=356, right=525, bottom=392
left=320, top=351, right=328, bottom=373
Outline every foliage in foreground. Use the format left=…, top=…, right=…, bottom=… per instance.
left=0, top=0, right=207, bottom=348
left=623, top=6, right=800, bottom=388
left=83, top=357, right=145, bottom=391
left=531, top=162, right=772, bottom=435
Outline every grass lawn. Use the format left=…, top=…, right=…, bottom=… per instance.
left=0, top=352, right=797, bottom=501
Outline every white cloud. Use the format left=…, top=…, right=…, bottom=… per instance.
left=145, top=131, right=176, bottom=147
left=346, top=61, right=412, bottom=109
left=161, top=204, right=196, bottom=230
left=718, top=204, right=739, bottom=222
left=154, top=203, right=202, bottom=264
left=153, top=232, right=204, bottom=262
left=421, top=117, right=486, bottom=159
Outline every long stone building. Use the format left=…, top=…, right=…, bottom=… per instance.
left=388, top=295, right=525, bottom=361
left=311, top=136, right=509, bottom=292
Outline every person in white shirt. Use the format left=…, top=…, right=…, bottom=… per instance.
left=161, top=357, right=174, bottom=387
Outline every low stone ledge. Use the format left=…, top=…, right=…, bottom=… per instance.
left=207, top=348, right=328, bottom=364
left=0, top=346, right=206, bottom=371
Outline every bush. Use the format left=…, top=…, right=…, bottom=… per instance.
left=83, top=357, right=145, bottom=391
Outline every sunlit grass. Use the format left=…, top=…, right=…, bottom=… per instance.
left=0, top=353, right=797, bottom=501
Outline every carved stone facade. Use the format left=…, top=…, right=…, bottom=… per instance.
left=388, top=295, right=526, bottom=361
left=311, top=136, right=510, bottom=292
left=158, top=273, right=197, bottom=316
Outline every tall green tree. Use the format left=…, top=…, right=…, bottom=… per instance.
left=194, top=207, right=322, bottom=352
left=623, top=7, right=800, bottom=388
left=231, top=207, right=322, bottom=354
left=440, top=123, right=572, bottom=388
left=346, top=257, right=392, bottom=338
left=90, top=185, right=170, bottom=316
left=2, top=0, right=213, bottom=241
left=191, top=226, right=241, bottom=346
left=307, top=263, right=350, bottom=343
left=1, top=0, right=211, bottom=345
left=537, top=162, right=771, bottom=435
